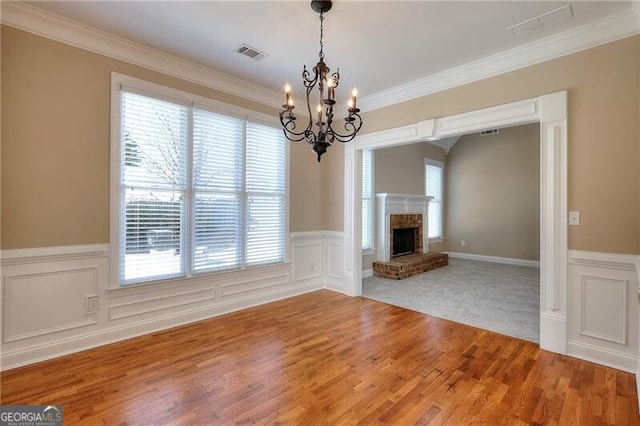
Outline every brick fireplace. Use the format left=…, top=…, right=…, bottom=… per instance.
left=374, top=193, right=431, bottom=263
left=390, top=214, right=423, bottom=258
left=373, top=193, right=448, bottom=279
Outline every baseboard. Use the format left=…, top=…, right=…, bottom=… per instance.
left=362, top=269, right=373, bottom=278
left=1, top=281, right=323, bottom=371
left=540, top=312, right=567, bottom=354
left=446, top=252, right=540, bottom=268
left=636, top=371, right=640, bottom=415
left=567, top=340, right=639, bottom=374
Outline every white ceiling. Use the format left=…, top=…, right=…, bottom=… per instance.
left=22, top=1, right=638, bottom=109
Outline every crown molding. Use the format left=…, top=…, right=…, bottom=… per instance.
left=359, top=8, right=640, bottom=113
left=0, top=1, right=284, bottom=109
left=2, top=2, right=638, bottom=115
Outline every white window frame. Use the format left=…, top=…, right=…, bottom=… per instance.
left=109, top=73, right=289, bottom=289
left=361, top=150, right=374, bottom=253
left=425, top=158, right=444, bottom=242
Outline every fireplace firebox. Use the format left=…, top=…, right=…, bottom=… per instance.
left=392, top=227, right=417, bottom=258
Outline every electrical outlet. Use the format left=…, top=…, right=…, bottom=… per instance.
left=461, top=240, right=466, bottom=247
left=568, top=211, right=580, bottom=226
left=85, top=295, right=99, bottom=314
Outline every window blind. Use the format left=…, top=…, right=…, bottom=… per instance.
left=120, top=92, right=188, bottom=284
left=425, top=161, right=443, bottom=240
left=245, top=122, right=286, bottom=266
left=362, top=150, right=374, bottom=250
left=192, top=108, right=244, bottom=273
left=117, top=84, right=288, bottom=286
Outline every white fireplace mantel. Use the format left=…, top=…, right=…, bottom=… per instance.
left=375, top=193, right=432, bottom=262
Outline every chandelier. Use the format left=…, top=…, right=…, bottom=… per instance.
left=279, top=0, right=363, bottom=162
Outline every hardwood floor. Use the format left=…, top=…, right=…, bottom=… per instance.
left=1, top=290, right=638, bottom=425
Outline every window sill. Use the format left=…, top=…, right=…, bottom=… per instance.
left=362, top=248, right=375, bottom=256
left=429, top=238, right=444, bottom=244
left=107, top=261, right=291, bottom=295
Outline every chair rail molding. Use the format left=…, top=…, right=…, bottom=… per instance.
left=1, top=233, right=344, bottom=370
left=345, top=91, right=568, bottom=355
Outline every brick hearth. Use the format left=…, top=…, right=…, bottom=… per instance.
left=373, top=252, right=449, bottom=280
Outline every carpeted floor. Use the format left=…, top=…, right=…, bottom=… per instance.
left=362, top=257, right=540, bottom=343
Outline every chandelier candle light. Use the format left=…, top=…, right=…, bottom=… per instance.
left=279, top=0, right=363, bottom=162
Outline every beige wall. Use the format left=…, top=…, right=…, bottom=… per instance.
left=1, top=26, right=325, bottom=249
left=3, top=26, right=639, bottom=256
left=327, top=35, right=640, bottom=255
left=445, top=124, right=540, bottom=260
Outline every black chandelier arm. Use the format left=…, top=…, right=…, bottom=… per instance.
left=279, top=111, right=312, bottom=142
left=324, top=113, right=363, bottom=143
left=331, top=69, right=340, bottom=89
left=302, top=65, right=318, bottom=88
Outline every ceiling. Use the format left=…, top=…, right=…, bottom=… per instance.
left=21, top=1, right=638, bottom=109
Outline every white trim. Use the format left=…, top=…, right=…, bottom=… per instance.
left=290, top=231, right=343, bottom=240
left=1, top=244, right=109, bottom=265
left=1, top=233, right=342, bottom=370
left=357, top=97, right=540, bottom=150
left=637, top=370, right=640, bottom=414
left=0, top=2, right=284, bottom=109
left=445, top=252, right=540, bottom=268
left=1, top=281, right=321, bottom=371
left=579, top=275, right=627, bottom=345
left=567, top=339, right=639, bottom=374
left=346, top=91, right=568, bottom=355
left=3, top=2, right=637, bottom=117
left=568, top=250, right=640, bottom=271
left=359, top=9, right=640, bottom=112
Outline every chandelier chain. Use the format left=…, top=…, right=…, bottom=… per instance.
left=319, top=12, right=325, bottom=60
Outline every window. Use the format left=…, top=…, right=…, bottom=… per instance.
left=362, top=150, right=374, bottom=251
left=113, top=75, right=287, bottom=286
left=425, top=159, right=443, bottom=240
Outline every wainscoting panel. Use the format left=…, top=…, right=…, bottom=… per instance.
left=567, top=250, right=639, bottom=373
left=3, top=266, right=99, bottom=343
left=580, top=275, right=627, bottom=344
left=324, top=233, right=345, bottom=293
left=291, top=241, right=323, bottom=283
left=2, top=234, right=345, bottom=370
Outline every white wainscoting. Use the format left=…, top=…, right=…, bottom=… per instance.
left=567, top=250, right=640, bottom=373
left=1, top=232, right=344, bottom=370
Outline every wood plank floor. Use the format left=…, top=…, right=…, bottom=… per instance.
left=1, top=290, right=638, bottom=425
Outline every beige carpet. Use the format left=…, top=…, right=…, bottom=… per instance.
left=362, top=257, right=540, bottom=343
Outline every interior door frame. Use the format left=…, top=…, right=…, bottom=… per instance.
left=343, top=92, right=568, bottom=354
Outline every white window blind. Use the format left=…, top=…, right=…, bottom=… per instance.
left=425, top=160, right=443, bottom=240
left=117, top=83, right=287, bottom=286
left=120, top=92, right=189, bottom=284
left=362, top=150, right=374, bottom=250
left=192, top=108, right=244, bottom=273
left=245, top=122, right=286, bottom=266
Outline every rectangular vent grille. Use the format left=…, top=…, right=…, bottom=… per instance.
left=507, top=4, right=573, bottom=36
left=236, top=44, right=269, bottom=61
left=480, top=129, right=499, bottom=136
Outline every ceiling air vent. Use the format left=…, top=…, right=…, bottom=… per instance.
left=480, top=129, right=499, bottom=136
left=506, top=4, right=573, bottom=36
left=236, top=44, right=269, bottom=61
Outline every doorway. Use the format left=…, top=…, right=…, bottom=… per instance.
left=342, top=92, right=568, bottom=355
